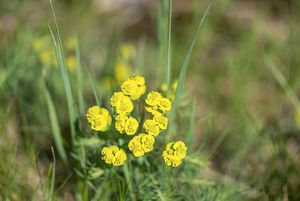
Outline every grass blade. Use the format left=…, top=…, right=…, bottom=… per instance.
left=49, top=0, right=77, bottom=143
left=44, top=84, right=68, bottom=165
left=83, top=62, right=101, bottom=106
left=168, top=4, right=211, bottom=134
left=166, top=0, right=173, bottom=88
left=76, top=37, right=85, bottom=115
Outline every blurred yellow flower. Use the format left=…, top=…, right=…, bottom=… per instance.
left=110, top=92, right=126, bottom=107
left=143, top=119, right=160, bottom=136
left=33, top=38, right=45, bottom=52
left=101, top=146, right=127, bottom=166
left=162, top=141, right=187, bottom=167
left=66, top=56, right=76, bottom=71
left=145, top=106, right=160, bottom=116
left=161, top=83, right=168, bottom=92
left=86, top=106, right=112, bottom=132
left=65, top=37, right=77, bottom=50
left=128, top=134, right=155, bottom=157
left=39, top=50, right=52, bottom=65
left=115, top=61, right=131, bottom=84
left=172, top=80, right=178, bottom=92
left=125, top=116, right=139, bottom=135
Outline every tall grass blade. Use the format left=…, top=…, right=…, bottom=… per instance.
left=76, top=37, right=85, bottom=115
left=83, top=62, right=101, bottom=106
left=166, top=0, right=173, bottom=88
left=47, top=147, right=56, bottom=201
left=49, top=0, right=77, bottom=143
left=168, top=4, right=211, bottom=134
left=44, top=84, right=68, bottom=165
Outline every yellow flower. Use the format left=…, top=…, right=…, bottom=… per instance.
left=153, top=113, right=168, bottom=130
left=39, top=50, right=52, bottom=65
left=86, top=106, right=112, bottom=132
left=128, top=135, right=144, bottom=157
left=120, top=44, right=136, bottom=60
left=110, top=92, right=134, bottom=115
left=101, top=146, right=127, bottom=166
left=161, top=83, right=168, bottom=92
left=146, top=91, right=162, bottom=107
left=66, top=56, right=76, bottom=71
left=121, top=76, right=146, bottom=100
left=114, top=61, right=131, bottom=84
left=172, top=80, right=178, bottom=92
left=115, top=115, right=128, bottom=133
left=143, top=119, right=160, bottom=136
left=141, top=134, right=155, bottom=153
left=125, top=117, right=139, bottom=135
left=162, top=141, right=187, bottom=167
left=116, top=96, right=134, bottom=115
left=65, top=37, right=77, bottom=50
left=159, top=98, right=171, bottom=112
left=128, top=134, right=155, bottom=157
left=110, top=92, right=126, bottom=107
left=33, top=38, right=45, bottom=52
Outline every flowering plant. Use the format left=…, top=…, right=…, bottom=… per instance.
left=86, top=75, right=187, bottom=167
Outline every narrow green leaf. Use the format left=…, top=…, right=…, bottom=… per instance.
left=44, top=85, right=68, bottom=164
left=76, top=37, right=85, bottom=115
left=49, top=0, right=77, bottom=143
left=83, top=62, right=101, bottom=106
left=166, top=0, right=173, bottom=88
left=168, top=4, right=211, bottom=134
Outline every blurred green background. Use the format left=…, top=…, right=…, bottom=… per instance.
left=1, top=0, right=300, bottom=200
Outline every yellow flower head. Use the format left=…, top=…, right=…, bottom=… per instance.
left=172, top=80, right=178, bottom=92
left=86, top=106, right=112, bottom=132
left=146, top=91, right=162, bottom=107
left=143, top=119, right=160, bottom=136
left=128, top=134, right=155, bottom=157
left=125, top=116, right=139, bottom=135
left=66, top=56, right=76, bottom=71
left=161, top=83, right=168, bottom=92
left=162, top=141, right=187, bottom=167
left=153, top=113, right=168, bottom=130
left=114, top=61, right=131, bottom=84
left=33, top=38, right=45, bottom=52
left=39, top=50, right=52, bottom=65
left=159, top=98, right=172, bottom=113
left=110, top=92, right=134, bottom=115
left=101, top=146, right=127, bottom=166
left=65, top=37, right=77, bottom=50
left=121, top=76, right=146, bottom=100
left=115, top=114, right=128, bottom=134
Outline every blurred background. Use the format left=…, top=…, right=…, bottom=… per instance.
left=1, top=0, right=300, bottom=200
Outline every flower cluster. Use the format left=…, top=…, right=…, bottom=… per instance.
left=163, top=141, right=187, bottom=167
left=101, top=146, right=127, bottom=166
left=160, top=80, right=178, bottom=101
left=86, top=75, right=187, bottom=167
left=86, top=106, right=112, bottom=132
left=128, top=134, right=155, bottom=157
